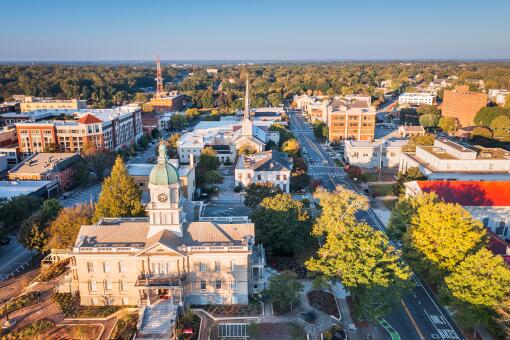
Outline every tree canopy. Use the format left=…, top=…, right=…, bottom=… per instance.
left=93, top=156, right=145, bottom=222
left=47, top=204, right=93, bottom=250
left=393, top=167, right=426, bottom=196
left=244, top=182, right=282, bottom=209
left=266, top=271, right=304, bottom=311
left=251, top=193, right=311, bottom=255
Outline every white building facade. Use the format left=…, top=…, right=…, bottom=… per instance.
left=345, top=139, right=407, bottom=168
left=235, top=150, right=292, bottom=192
left=399, top=139, right=510, bottom=180
left=398, top=93, right=436, bottom=106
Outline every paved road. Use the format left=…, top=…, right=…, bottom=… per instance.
left=0, top=237, right=32, bottom=282
left=289, top=110, right=464, bottom=340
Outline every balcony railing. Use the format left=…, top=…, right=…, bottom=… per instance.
left=135, top=273, right=186, bottom=287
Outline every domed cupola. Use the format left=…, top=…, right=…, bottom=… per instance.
left=149, top=142, right=179, bottom=185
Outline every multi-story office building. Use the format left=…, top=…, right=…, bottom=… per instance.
left=16, top=105, right=142, bottom=156
left=18, top=96, right=87, bottom=112
left=8, top=152, right=81, bottom=191
left=398, top=92, right=436, bottom=106
left=399, top=138, right=510, bottom=180
left=57, top=143, right=267, bottom=336
left=442, top=86, right=488, bottom=127
left=147, top=91, right=184, bottom=113
left=328, top=99, right=376, bottom=141
left=235, top=150, right=292, bottom=192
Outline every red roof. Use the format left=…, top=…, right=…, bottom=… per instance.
left=416, top=180, right=510, bottom=207
left=77, top=114, right=102, bottom=124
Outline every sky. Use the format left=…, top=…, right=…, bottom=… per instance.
left=2, top=0, right=510, bottom=61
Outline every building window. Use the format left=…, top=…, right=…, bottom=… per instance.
left=200, top=280, right=206, bottom=290
left=103, top=262, right=111, bottom=273
left=120, top=279, right=127, bottom=291
left=482, top=217, right=490, bottom=228
left=283, top=175, right=287, bottom=180
left=106, top=280, right=113, bottom=291
left=87, top=262, right=94, bottom=273
left=257, top=175, right=261, bottom=180
left=216, top=279, right=222, bottom=290
left=276, top=175, right=280, bottom=180
left=199, top=262, right=206, bottom=272
left=215, top=261, right=221, bottom=272
left=90, top=280, right=97, bottom=292
left=231, top=279, right=237, bottom=290
left=119, top=262, right=125, bottom=273
left=497, top=221, right=507, bottom=236
left=230, top=260, right=236, bottom=272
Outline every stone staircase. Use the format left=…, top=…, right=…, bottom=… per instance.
left=137, top=301, right=177, bottom=339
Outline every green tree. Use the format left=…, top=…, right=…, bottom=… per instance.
left=134, top=92, right=149, bottom=104
left=167, top=133, right=181, bottom=158
left=266, top=271, right=304, bottom=311
left=238, top=144, right=257, bottom=155
left=47, top=204, right=93, bottom=250
left=474, top=107, right=510, bottom=127
left=419, top=113, right=439, bottom=128
left=82, top=145, right=115, bottom=181
left=387, top=193, right=438, bottom=240
left=203, top=170, right=224, bottom=187
left=195, top=147, right=220, bottom=188
left=444, top=249, right=510, bottom=329
left=312, top=120, right=328, bottom=140
left=269, top=124, right=295, bottom=147
left=307, top=222, right=411, bottom=321
left=312, top=186, right=368, bottom=236
left=490, top=115, right=510, bottom=139
left=417, top=105, right=441, bottom=117
left=393, top=167, right=426, bottom=196
left=93, top=156, right=145, bottom=222
left=0, top=195, right=43, bottom=231
left=170, top=113, right=187, bottom=130
left=438, top=116, right=458, bottom=133
left=244, top=182, right=282, bottom=209
left=251, top=194, right=311, bottom=255
left=402, top=133, right=435, bottom=152
left=18, top=199, right=62, bottom=253
left=471, top=126, right=492, bottom=139
left=151, top=128, right=161, bottom=140
left=281, top=138, right=300, bottom=157
left=404, top=201, right=486, bottom=279
left=290, top=157, right=310, bottom=192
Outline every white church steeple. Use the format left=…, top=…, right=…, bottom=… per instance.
left=241, top=75, right=253, bottom=137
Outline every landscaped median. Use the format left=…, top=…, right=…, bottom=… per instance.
left=0, top=292, right=39, bottom=317
left=1, top=318, right=54, bottom=339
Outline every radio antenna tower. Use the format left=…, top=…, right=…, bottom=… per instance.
left=155, top=56, right=164, bottom=95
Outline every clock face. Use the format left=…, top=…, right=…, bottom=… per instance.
left=158, top=193, right=168, bottom=203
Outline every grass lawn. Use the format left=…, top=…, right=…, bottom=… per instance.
left=368, top=184, right=394, bottom=197
left=363, top=172, right=379, bottom=182
left=382, top=199, right=398, bottom=210
left=45, top=324, right=102, bottom=339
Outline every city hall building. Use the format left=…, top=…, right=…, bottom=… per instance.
left=60, top=143, right=267, bottom=308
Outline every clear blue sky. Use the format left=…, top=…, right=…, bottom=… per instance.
left=2, top=0, right=510, bottom=61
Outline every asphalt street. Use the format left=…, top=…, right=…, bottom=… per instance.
left=289, top=110, right=464, bottom=340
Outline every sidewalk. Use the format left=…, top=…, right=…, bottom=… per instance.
left=331, top=282, right=359, bottom=340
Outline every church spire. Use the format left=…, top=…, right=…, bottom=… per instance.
left=244, top=75, right=250, bottom=120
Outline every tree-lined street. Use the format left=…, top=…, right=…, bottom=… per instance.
left=289, top=109, right=464, bottom=340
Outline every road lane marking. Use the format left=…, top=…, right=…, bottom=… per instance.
left=401, top=300, right=425, bottom=340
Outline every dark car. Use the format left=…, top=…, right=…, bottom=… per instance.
left=0, top=237, right=10, bottom=246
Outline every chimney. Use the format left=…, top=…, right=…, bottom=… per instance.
left=189, top=154, right=194, bottom=167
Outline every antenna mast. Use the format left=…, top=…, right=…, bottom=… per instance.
left=156, top=56, right=164, bottom=95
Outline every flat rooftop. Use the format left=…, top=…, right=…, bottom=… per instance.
left=0, top=180, right=54, bottom=199
left=10, top=152, right=80, bottom=175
